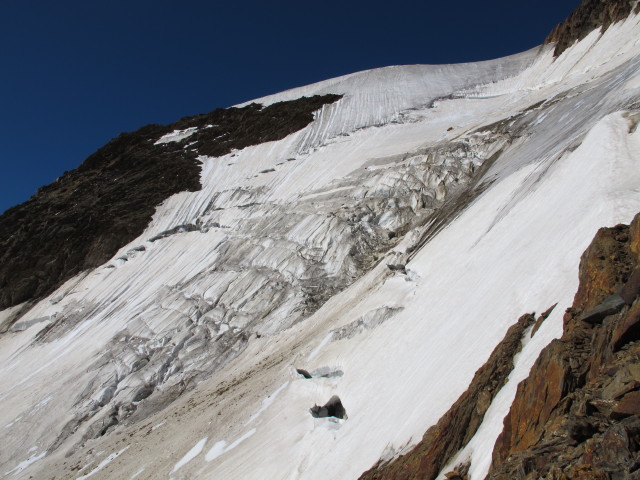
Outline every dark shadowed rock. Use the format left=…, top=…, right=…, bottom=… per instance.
left=619, top=267, right=640, bottom=304
left=0, top=95, right=341, bottom=319
left=386, top=264, right=407, bottom=274
left=579, top=293, right=626, bottom=324
left=310, top=395, right=347, bottom=419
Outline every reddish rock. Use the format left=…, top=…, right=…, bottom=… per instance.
left=531, top=303, right=557, bottom=337
left=492, top=339, right=571, bottom=462
left=572, top=223, right=633, bottom=313
left=630, top=212, right=640, bottom=258
left=488, top=213, right=640, bottom=479
left=613, top=391, right=640, bottom=418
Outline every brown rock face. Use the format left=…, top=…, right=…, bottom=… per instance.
left=488, top=213, right=640, bottom=479
left=573, top=223, right=633, bottom=312
left=0, top=95, right=341, bottom=318
left=545, top=0, right=636, bottom=57
left=358, top=311, right=540, bottom=480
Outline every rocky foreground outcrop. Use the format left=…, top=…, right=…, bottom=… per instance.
left=359, top=212, right=640, bottom=480
left=488, top=214, right=640, bottom=479
left=0, top=95, right=341, bottom=316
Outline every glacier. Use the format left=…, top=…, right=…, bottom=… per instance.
left=1, top=7, right=640, bottom=480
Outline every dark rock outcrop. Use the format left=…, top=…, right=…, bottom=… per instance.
left=545, top=0, right=637, bottom=57
left=358, top=309, right=540, bottom=480
left=0, top=95, right=341, bottom=317
left=488, top=213, right=640, bottom=480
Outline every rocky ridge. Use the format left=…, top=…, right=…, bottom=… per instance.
left=545, top=0, right=639, bottom=56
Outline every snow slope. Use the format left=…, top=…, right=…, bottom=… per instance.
left=1, top=10, right=640, bottom=480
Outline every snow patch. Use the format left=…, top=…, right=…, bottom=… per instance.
left=246, top=382, right=290, bottom=425
left=151, top=421, right=165, bottom=431
left=4, top=451, right=46, bottom=477
left=307, top=332, right=333, bottom=361
left=76, top=446, right=129, bottom=480
left=154, top=127, right=198, bottom=145
left=3, top=416, right=22, bottom=429
left=205, top=429, right=257, bottom=463
left=130, top=468, right=145, bottom=479
left=172, top=437, right=207, bottom=473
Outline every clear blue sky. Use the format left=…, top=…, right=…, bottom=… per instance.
left=0, top=0, right=580, bottom=214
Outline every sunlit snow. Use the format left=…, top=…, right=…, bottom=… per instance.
left=154, top=127, right=198, bottom=145
left=0, top=10, right=639, bottom=480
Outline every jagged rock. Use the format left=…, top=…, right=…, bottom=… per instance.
left=386, top=264, right=407, bottom=274
left=488, top=213, right=640, bottom=479
left=572, top=222, right=634, bottom=313
left=612, top=391, right=640, bottom=418
left=545, top=0, right=636, bottom=56
left=444, top=461, right=470, bottom=480
left=531, top=303, right=558, bottom=337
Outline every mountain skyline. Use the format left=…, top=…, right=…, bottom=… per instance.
left=1, top=0, right=580, bottom=214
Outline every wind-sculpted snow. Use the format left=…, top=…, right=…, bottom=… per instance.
left=0, top=7, right=640, bottom=480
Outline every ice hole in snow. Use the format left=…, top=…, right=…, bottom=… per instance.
left=310, top=395, right=347, bottom=419
left=296, top=367, right=344, bottom=379
left=386, top=263, right=407, bottom=274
